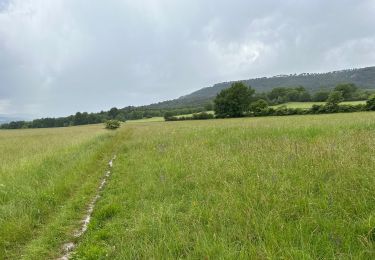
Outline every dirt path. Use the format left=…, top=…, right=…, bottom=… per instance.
left=58, top=155, right=116, bottom=260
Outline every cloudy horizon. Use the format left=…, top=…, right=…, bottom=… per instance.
left=1, top=0, right=375, bottom=118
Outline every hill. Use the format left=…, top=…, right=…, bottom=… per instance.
left=148, top=66, right=375, bottom=108
left=0, top=115, right=25, bottom=124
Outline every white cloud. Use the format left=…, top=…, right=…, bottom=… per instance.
left=0, top=99, right=10, bottom=114
left=324, top=37, right=375, bottom=69
left=207, top=40, right=267, bottom=75
left=0, top=0, right=374, bottom=117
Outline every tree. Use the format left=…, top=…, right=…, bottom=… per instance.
left=73, top=112, right=84, bottom=125
left=299, top=91, right=311, bottom=102
left=204, top=102, right=214, bottom=111
left=267, top=87, right=288, bottom=102
left=366, top=94, right=375, bottom=111
left=108, top=107, right=119, bottom=119
left=313, top=91, right=330, bottom=102
left=266, top=86, right=311, bottom=103
left=214, top=82, right=255, bottom=118
left=286, top=89, right=300, bottom=101
left=326, top=91, right=344, bottom=106
left=163, top=111, right=174, bottom=120
left=334, top=83, right=358, bottom=100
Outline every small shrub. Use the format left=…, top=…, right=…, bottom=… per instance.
left=249, top=99, right=268, bottom=113
left=105, top=120, right=121, bottom=129
left=310, top=104, right=323, bottom=114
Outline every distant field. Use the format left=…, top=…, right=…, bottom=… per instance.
left=127, top=117, right=164, bottom=123
left=272, top=100, right=366, bottom=109
left=70, top=112, right=375, bottom=259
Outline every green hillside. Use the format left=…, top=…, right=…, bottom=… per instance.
left=149, top=66, right=375, bottom=109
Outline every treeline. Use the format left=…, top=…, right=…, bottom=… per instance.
left=166, top=82, right=375, bottom=121
left=214, top=82, right=375, bottom=119
left=2, top=82, right=374, bottom=129
left=255, top=83, right=372, bottom=104
left=0, top=105, right=207, bottom=129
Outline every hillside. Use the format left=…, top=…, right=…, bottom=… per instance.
left=148, top=66, right=375, bottom=109
left=0, top=115, right=24, bottom=124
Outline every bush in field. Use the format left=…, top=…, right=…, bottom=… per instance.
left=311, top=104, right=323, bottom=114
left=249, top=99, right=268, bottom=113
left=163, top=111, right=177, bottom=121
left=214, top=82, right=254, bottom=118
left=367, top=94, right=375, bottom=111
left=105, top=120, right=121, bottom=129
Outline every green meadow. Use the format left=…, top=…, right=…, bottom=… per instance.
left=0, top=125, right=129, bottom=259
left=1, top=112, right=375, bottom=259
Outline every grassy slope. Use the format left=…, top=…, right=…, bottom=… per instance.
left=127, top=117, right=164, bottom=123
left=74, top=113, right=375, bottom=259
left=0, top=125, right=129, bottom=259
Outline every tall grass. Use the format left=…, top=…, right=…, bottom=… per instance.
left=0, top=124, right=127, bottom=259
left=74, top=112, right=375, bottom=259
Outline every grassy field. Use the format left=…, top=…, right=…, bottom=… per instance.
left=127, top=117, right=164, bottom=123
left=71, top=112, right=374, bottom=259
left=0, top=124, right=130, bottom=259
left=1, top=113, right=375, bottom=259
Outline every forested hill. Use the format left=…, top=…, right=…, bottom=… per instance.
left=148, top=66, right=375, bottom=109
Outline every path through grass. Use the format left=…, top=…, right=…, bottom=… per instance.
left=0, top=124, right=129, bottom=259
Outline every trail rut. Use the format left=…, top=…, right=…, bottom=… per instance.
left=58, top=155, right=116, bottom=260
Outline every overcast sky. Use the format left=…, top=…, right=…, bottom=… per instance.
left=0, top=0, right=374, bottom=118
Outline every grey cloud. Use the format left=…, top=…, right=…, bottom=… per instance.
left=0, top=0, right=374, bottom=117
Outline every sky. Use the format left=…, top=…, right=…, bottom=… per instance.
left=0, top=0, right=374, bottom=118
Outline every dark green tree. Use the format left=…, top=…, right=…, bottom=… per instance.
left=326, top=91, right=344, bottom=106
left=214, top=82, right=255, bottom=118
left=163, top=111, right=174, bottom=120
left=204, top=102, right=214, bottom=111
left=366, top=94, right=375, bottom=111
left=313, top=91, right=330, bottom=102
left=267, top=87, right=288, bottom=102
left=334, top=83, right=358, bottom=100
left=108, top=107, right=119, bottom=119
